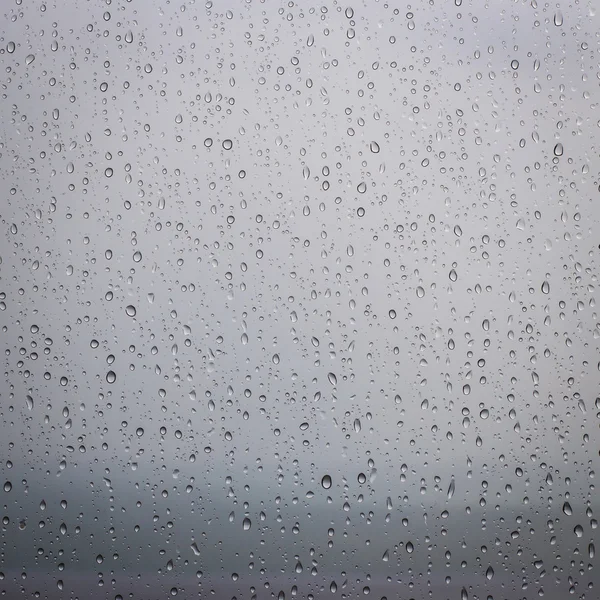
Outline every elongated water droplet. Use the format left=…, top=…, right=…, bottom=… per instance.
left=447, top=478, right=455, bottom=500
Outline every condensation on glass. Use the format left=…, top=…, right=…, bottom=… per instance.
left=0, top=1, right=598, bottom=599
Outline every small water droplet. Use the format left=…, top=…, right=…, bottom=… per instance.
left=321, top=475, right=332, bottom=489
left=447, top=478, right=455, bottom=500
left=554, top=10, right=563, bottom=26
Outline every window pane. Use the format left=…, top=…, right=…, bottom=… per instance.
left=1, top=2, right=598, bottom=599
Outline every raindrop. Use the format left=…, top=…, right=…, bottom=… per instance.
left=25, top=54, right=35, bottom=65
left=321, top=475, right=332, bottom=489
left=222, top=139, right=233, bottom=150
left=447, top=478, right=455, bottom=500
left=553, top=143, right=563, bottom=157
left=106, top=371, right=116, bottom=384
left=125, top=305, right=137, bottom=317
left=370, top=141, right=380, bottom=153
left=541, top=281, right=550, bottom=294
left=554, top=10, right=563, bottom=26
left=242, top=517, right=251, bottom=531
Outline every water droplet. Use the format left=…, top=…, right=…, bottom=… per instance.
left=25, top=54, right=35, bottom=65
left=106, top=371, right=116, bottom=384
left=321, top=475, right=332, bottom=489
left=242, top=517, right=251, bottom=531
left=541, top=281, right=550, bottom=294
left=327, top=372, right=337, bottom=386
left=485, top=566, right=494, bottom=580
left=357, top=182, right=367, bottom=193
left=6, top=42, right=15, bottom=53
left=222, top=139, right=233, bottom=150
left=554, top=10, right=563, bottom=26
left=370, top=141, right=380, bottom=153
left=3, top=482, right=12, bottom=493
left=447, top=478, right=455, bottom=500
left=125, top=305, right=136, bottom=317
left=416, top=286, right=425, bottom=298
left=406, top=541, right=414, bottom=553
left=563, top=502, right=572, bottom=516
left=554, top=143, right=563, bottom=157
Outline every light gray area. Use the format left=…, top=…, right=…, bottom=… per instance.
left=1, top=1, right=599, bottom=599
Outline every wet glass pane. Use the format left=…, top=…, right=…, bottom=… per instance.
left=1, top=1, right=598, bottom=599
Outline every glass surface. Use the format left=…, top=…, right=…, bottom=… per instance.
left=1, top=1, right=599, bottom=599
